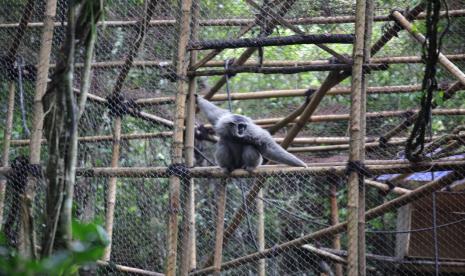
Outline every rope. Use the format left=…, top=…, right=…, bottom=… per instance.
left=405, top=0, right=450, bottom=162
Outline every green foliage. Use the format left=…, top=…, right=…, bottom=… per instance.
left=0, top=221, right=109, bottom=276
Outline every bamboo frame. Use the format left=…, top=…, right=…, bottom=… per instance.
left=2, top=9, right=464, bottom=29
left=346, top=0, right=368, bottom=272
left=189, top=63, right=387, bottom=76
left=166, top=0, right=193, bottom=274
left=329, top=184, right=343, bottom=276
left=0, top=83, right=16, bottom=230
left=180, top=0, right=200, bottom=273
left=188, top=34, right=354, bottom=50
left=212, top=180, right=227, bottom=276
left=189, top=171, right=463, bottom=275
left=364, top=180, right=411, bottom=195
left=21, top=0, right=56, bottom=258
left=44, top=53, right=465, bottom=71
left=103, top=117, right=122, bottom=261
left=96, top=261, right=164, bottom=276
left=250, top=108, right=465, bottom=125
left=301, top=244, right=347, bottom=264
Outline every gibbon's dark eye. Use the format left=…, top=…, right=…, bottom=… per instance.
left=237, top=123, right=247, bottom=135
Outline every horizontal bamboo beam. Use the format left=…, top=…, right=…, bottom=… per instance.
left=188, top=34, right=355, bottom=50
left=136, top=83, right=457, bottom=106
left=2, top=10, right=464, bottom=29
left=0, top=159, right=457, bottom=178
left=252, top=108, right=465, bottom=125
left=10, top=134, right=415, bottom=148
left=47, top=53, right=465, bottom=71
left=200, top=54, right=465, bottom=67
left=188, top=63, right=388, bottom=76
left=9, top=132, right=173, bottom=147
left=96, top=261, right=164, bottom=276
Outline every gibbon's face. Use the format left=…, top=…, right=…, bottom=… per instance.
left=228, top=115, right=248, bottom=137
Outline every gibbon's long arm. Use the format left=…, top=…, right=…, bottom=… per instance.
left=196, top=96, right=230, bottom=126
left=245, top=123, right=307, bottom=167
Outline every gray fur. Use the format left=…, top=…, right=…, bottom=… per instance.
left=197, top=97, right=306, bottom=172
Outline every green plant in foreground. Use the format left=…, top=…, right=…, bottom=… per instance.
left=0, top=220, right=109, bottom=276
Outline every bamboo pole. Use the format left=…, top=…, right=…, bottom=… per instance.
left=96, top=261, right=164, bottom=276
left=103, top=118, right=122, bottom=261
left=188, top=34, right=354, bottom=50
left=45, top=53, right=465, bottom=71
left=180, top=0, right=200, bottom=273
left=257, top=189, right=266, bottom=276
left=189, top=171, right=463, bottom=275
left=392, top=11, right=465, bottom=86
left=346, top=0, right=368, bottom=273
left=301, top=245, right=347, bottom=264
left=189, top=63, right=387, bottom=76
left=0, top=83, right=16, bottom=230
left=134, top=83, right=456, bottom=106
left=213, top=180, right=227, bottom=276
left=0, top=159, right=461, bottom=178
left=166, top=0, right=193, bottom=274
left=329, top=184, right=343, bottom=276
left=2, top=9, right=465, bottom=29
left=364, top=180, right=411, bottom=195
left=10, top=134, right=433, bottom=148
left=250, top=108, right=465, bottom=125
left=23, top=0, right=57, bottom=258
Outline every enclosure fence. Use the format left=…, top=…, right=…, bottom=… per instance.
left=1, top=0, right=465, bottom=275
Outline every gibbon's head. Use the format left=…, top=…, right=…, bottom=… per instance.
left=216, top=114, right=251, bottom=138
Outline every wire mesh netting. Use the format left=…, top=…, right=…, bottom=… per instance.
left=1, top=0, right=465, bottom=275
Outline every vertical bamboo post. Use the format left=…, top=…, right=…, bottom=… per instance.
left=257, top=189, right=266, bottom=276
left=22, top=0, right=57, bottom=258
left=213, top=180, right=227, bottom=276
left=0, top=83, right=16, bottom=228
left=166, top=0, right=193, bottom=275
left=330, top=184, right=343, bottom=276
left=103, top=117, right=122, bottom=261
left=180, top=0, right=200, bottom=274
left=358, top=0, right=373, bottom=274
left=347, top=0, right=368, bottom=274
